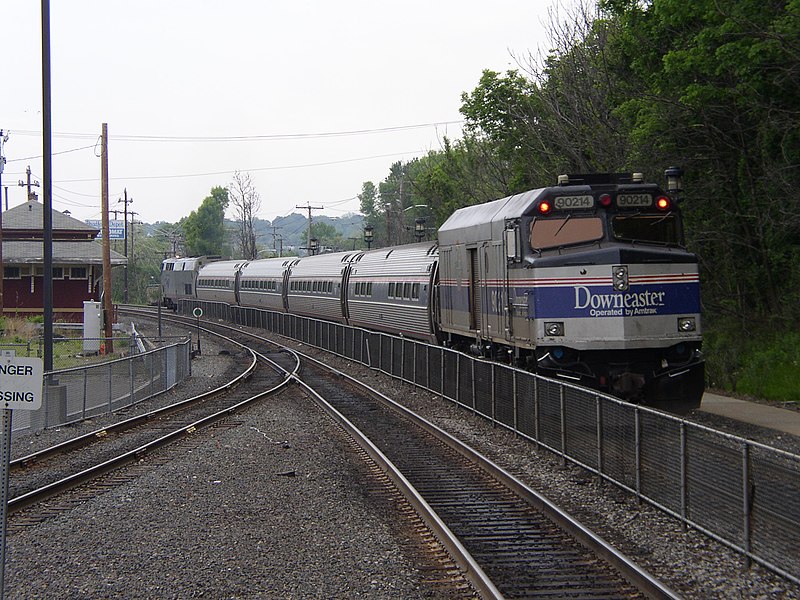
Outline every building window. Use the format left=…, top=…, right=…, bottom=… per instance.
left=70, top=267, right=88, bottom=279
left=4, top=267, right=20, bottom=279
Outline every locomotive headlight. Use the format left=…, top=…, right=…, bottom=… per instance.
left=545, top=322, right=564, bottom=336
left=678, top=317, right=696, bottom=332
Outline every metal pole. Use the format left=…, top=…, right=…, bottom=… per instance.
left=680, top=421, right=688, bottom=531
left=596, top=395, right=604, bottom=485
left=742, top=443, right=752, bottom=570
left=195, top=314, right=201, bottom=355
left=122, top=189, right=128, bottom=303
left=560, top=386, right=567, bottom=466
left=42, top=0, right=54, bottom=374
left=635, top=408, right=642, bottom=504
left=0, top=409, right=13, bottom=600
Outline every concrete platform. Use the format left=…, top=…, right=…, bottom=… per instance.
left=699, top=392, right=800, bottom=436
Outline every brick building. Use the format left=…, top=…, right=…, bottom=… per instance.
left=1, top=199, right=126, bottom=320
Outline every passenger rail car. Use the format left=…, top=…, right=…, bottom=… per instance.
left=346, top=241, right=438, bottom=343
left=286, top=251, right=359, bottom=323
left=239, top=257, right=298, bottom=312
left=169, top=169, right=704, bottom=412
left=195, top=260, right=247, bottom=306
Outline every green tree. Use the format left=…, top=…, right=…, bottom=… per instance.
left=601, top=0, right=800, bottom=326
left=182, top=187, right=230, bottom=256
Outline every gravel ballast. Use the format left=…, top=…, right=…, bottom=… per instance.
left=4, top=319, right=799, bottom=599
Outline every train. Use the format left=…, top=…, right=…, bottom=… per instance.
left=161, top=171, right=705, bottom=412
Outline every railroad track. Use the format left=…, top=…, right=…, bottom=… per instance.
left=8, top=325, right=296, bottom=521
left=124, top=306, right=680, bottom=599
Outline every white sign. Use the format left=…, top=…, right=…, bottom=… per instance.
left=553, top=195, right=594, bottom=210
left=85, top=219, right=125, bottom=240
left=617, top=193, right=653, bottom=208
left=0, top=357, right=44, bottom=410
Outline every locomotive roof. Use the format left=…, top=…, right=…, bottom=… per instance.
left=437, top=188, right=545, bottom=246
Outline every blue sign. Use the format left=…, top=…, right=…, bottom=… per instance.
left=85, top=219, right=125, bottom=240
left=530, top=282, right=701, bottom=319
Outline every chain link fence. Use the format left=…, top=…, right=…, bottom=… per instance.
left=186, top=299, right=800, bottom=585
left=8, top=337, right=192, bottom=435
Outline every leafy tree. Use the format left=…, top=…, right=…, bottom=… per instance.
left=600, top=0, right=800, bottom=326
left=182, top=187, right=230, bottom=256
left=309, top=221, right=344, bottom=251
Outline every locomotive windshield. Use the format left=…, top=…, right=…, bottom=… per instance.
left=530, top=216, right=603, bottom=251
left=612, top=213, right=681, bottom=245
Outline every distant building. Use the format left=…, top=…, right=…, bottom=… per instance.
left=1, top=199, right=127, bottom=320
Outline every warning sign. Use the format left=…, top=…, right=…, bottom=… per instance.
left=0, top=357, right=44, bottom=410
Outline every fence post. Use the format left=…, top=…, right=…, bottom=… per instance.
left=455, top=353, right=461, bottom=406
left=82, top=368, right=89, bottom=420
left=680, top=421, right=688, bottom=531
left=399, top=337, right=404, bottom=380
left=635, top=407, right=642, bottom=504
left=742, top=443, right=752, bottom=570
left=491, top=364, right=496, bottom=425
left=512, top=370, right=518, bottom=435
left=534, top=377, right=540, bottom=446
left=560, top=385, right=567, bottom=467
left=108, top=362, right=113, bottom=412
left=596, top=394, right=603, bottom=485
left=471, top=360, right=476, bottom=414
left=129, top=352, right=135, bottom=406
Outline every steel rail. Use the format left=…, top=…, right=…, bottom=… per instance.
left=12, top=346, right=258, bottom=470
left=294, top=349, right=683, bottom=600
left=9, top=333, right=299, bottom=515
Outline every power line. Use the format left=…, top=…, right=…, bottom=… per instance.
left=6, top=143, right=97, bottom=163
left=53, top=150, right=425, bottom=183
left=9, top=120, right=463, bottom=143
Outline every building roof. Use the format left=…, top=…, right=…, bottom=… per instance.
left=2, top=240, right=127, bottom=265
left=2, top=200, right=99, bottom=236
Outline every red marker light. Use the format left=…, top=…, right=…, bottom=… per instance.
left=539, top=201, right=551, bottom=214
left=599, top=194, right=612, bottom=207
left=656, top=196, right=671, bottom=210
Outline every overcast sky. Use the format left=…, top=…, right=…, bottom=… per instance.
left=3, top=1, right=572, bottom=226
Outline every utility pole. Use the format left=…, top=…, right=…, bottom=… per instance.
left=296, top=202, right=323, bottom=256
left=128, top=212, right=138, bottom=301
left=269, top=225, right=282, bottom=256
left=0, top=130, right=7, bottom=316
left=118, top=189, right=133, bottom=303
left=100, top=123, right=113, bottom=354
left=42, top=2, right=54, bottom=375
left=17, top=166, right=40, bottom=202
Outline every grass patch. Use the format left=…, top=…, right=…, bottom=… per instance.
left=705, top=325, right=800, bottom=404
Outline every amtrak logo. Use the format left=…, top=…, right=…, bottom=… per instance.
left=574, top=286, right=666, bottom=317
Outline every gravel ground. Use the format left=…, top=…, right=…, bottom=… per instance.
left=272, top=332, right=800, bottom=600
left=5, top=318, right=800, bottom=599
left=5, top=326, right=470, bottom=599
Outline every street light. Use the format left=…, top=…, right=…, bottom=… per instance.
left=414, top=217, right=426, bottom=242
left=665, top=166, right=683, bottom=202
left=363, top=224, right=374, bottom=249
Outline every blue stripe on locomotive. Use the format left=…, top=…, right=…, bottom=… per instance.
left=440, top=281, right=700, bottom=319
left=530, top=282, right=701, bottom=319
